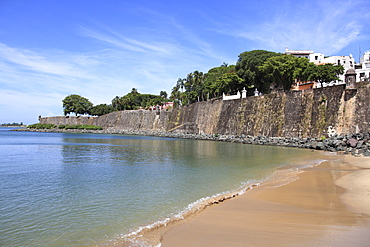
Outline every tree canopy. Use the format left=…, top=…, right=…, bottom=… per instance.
left=62, top=94, right=93, bottom=116
left=236, top=50, right=281, bottom=93
left=62, top=90, right=169, bottom=117
left=111, top=88, right=169, bottom=110
left=90, top=104, right=115, bottom=116
left=259, top=55, right=312, bottom=91
left=306, top=64, right=344, bottom=87
left=170, top=64, right=242, bottom=106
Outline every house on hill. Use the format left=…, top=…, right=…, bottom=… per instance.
left=286, top=48, right=369, bottom=90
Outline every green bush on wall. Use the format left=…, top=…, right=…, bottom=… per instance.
left=63, top=124, right=103, bottom=130
left=78, top=125, right=103, bottom=130
left=64, top=125, right=80, bottom=129
left=28, top=123, right=103, bottom=130
left=28, top=123, right=57, bottom=129
left=61, top=124, right=103, bottom=130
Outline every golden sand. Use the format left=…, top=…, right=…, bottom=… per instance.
left=161, top=155, right=370, bottom=246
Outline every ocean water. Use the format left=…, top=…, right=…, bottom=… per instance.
left=0, top=128, right=326, bottom=246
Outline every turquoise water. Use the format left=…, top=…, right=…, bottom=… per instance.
left=0, top=128, right=324, bottom=246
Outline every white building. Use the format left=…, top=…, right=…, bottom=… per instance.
left=311, top=54, right=355, bottom=81
left=286, top=48, right=370, bottom=85
left=309, top=53, right=325, bottom=64
left=355, top=51, right=370, bottom=81
left=285, top=47, right=314, bottom=59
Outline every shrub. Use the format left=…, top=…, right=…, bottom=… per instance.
left=28, top=123, right=57, bottom=129
left=64, top=125, right=80, bottom=129
left=62, top=124, right=103, bottom=130
left=29, top=123, right=102, bottom=130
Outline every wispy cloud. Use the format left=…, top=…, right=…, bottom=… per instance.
left=79, top=23, right=175, bottom=55
left=79, top=26, right=147, bottom=52
left=0, top=43, right=94, bottom=79
left=219, top=0, right=367, bottom=55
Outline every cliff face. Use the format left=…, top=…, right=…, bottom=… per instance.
left=40, top=82, right=369, bottom=138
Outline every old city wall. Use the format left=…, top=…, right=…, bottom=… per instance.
left=40, top=82, right=369, bottom=138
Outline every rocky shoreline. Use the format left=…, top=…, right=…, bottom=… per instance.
left=15, top=127, right=370, bottom=156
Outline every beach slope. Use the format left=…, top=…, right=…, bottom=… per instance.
left=161, top=155, right=370, bottom=247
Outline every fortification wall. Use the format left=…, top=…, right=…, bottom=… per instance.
left=40, top=82, right=370, bottom=138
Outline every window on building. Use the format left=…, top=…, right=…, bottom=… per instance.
left=338, top=60, right=340, bottom=65
left=360, top=73, right=365, bottom=78
left=315, top=56, right=318, bottom=60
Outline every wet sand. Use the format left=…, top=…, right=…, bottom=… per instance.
left=161, top=155, right=370, bottom=247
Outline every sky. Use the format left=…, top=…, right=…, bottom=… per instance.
left=0, top=0, right=369, bottom=124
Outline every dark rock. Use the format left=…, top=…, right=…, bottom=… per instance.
left=315, top=142, right=325, bottom=150
left=357, top=140, right=364, bottom=149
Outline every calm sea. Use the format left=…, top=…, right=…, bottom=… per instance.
left=0, top=128, right=328, bottom=246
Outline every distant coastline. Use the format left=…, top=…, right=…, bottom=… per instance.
left=0, top=125, right=26, bottom=128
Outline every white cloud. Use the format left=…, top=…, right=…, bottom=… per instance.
left=79, top=26, right=147, bottom=52
left=220, top=0, right=367, bottom=55
left=0, top=43, right=94, bottom=79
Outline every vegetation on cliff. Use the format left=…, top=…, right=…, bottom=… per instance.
left=62, top=88, right=169, bottom=116
left=28, top=123, right=103, bottom=130
left=111, top=88, right=169, bottom=111
left=169, top=50, right=344, bottom=106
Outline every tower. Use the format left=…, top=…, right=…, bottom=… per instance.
left=345, top=68, right=356, bottom=89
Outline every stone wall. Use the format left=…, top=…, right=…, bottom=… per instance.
left=40, top=82, right=370, bottom=138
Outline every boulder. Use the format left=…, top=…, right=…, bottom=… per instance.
left=347, top=138, right=359, bottom=148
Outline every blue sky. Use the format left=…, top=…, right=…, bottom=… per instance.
left=0, top=0, right=369, bottom=124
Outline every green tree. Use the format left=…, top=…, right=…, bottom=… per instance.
left=204, top=65, right=232, bottom=98
left=214, top=72, right=244, bottom=95
left=112, top=96, right=123, bottom=110
left=236, top=50, right=280, bottom=93
left=90, top=104, right=114, bottom=116
left=169, top=65, right=243, bottom=104
left=176, top=70, right=206, bottom=104
left=62, top=94, right=93, bottom=116
left=160, top=91, right=168, bottom=99
left=148, top=97, right=163, bottom=108
left=170, top=84, right=182, bottom=107
left=259, top=55, right=311, bottom=91
left=307, top=64, right=344, bottom=87
left=111, top=89, right=166, bottom=110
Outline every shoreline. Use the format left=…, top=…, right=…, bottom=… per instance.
left=13, top=128, right=370, bottom=156
left=160, top=154, right=370, bottom=247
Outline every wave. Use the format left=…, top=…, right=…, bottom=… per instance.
left=105, top=180, right=262, bottom=247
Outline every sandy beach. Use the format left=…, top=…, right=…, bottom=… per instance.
left=160, top=154, right=370, bottom=246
